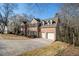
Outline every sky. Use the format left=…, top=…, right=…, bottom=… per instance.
left=14, top=3, right=62, bottom=19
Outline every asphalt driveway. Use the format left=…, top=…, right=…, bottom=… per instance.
left=0, top=38, right=52, bottom=56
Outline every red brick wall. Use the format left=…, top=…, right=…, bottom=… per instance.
left=41, top=27, right=56, bottom=33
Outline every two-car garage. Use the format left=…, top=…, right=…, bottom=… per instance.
left=41, top=27, right=56, bottom=42
left=41, top=32, right=56, bottom=41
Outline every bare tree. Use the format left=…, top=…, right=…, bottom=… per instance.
left=58, top=3, right=79, bottom=46
left=0, top=12, right=5, bottom=33
left=8, top=14, right=29, bottom=35
left=0, top=3, right=18, bottom=26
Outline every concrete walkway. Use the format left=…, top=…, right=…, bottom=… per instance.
left=0, top=38, right=52, bottom=56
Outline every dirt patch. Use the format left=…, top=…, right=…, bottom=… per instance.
left=58, top=45, right=79, bottom=56
left=20, top=41, right=69, bottom=56
left=0, top=34, right=30, bottom=40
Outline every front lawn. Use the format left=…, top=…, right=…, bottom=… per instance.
left=58, top=45, right=79, bottom=56
left=0, top=34, right=30, bottom=40
left=20, top=41, right=69, bottom=56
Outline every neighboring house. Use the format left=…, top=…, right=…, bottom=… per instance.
left=27, top=18, right=41, bottom=38
left=41, top=16, right=60, bottom=42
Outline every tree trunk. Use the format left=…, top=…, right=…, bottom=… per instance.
left=73, top=32, right=75, bottom=47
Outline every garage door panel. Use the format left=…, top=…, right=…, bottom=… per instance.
left=48, top=33, right=55, bottom=41
left=42, top=33, right=46, bottom=39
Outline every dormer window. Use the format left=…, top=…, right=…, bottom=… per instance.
left=52, top=21, right=56, bottom=24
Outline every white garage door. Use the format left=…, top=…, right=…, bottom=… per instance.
left=42, top=33, right=46, bottom=39
left=47, top=33, right=55, bottom=41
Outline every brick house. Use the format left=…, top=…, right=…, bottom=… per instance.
left=0, top=13, right=60, bottom=42
left=27, top=18, right=41, bottom=38
left=41, top=16, right=59, bottom=42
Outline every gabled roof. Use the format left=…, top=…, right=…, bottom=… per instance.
left=41, top=15, right=59, bottom=28
left=33, top=18, right=40, bottom=22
